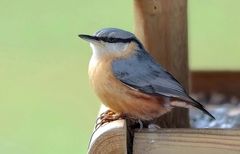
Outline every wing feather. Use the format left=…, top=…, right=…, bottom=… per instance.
left=112, top=50, right=188, bottom=99
left=112, top=49, right=215, bottom=119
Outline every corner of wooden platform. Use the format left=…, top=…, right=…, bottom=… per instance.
left=88, top=106, right=128, bottom=154
left=88, top=110, right=240, bottom=154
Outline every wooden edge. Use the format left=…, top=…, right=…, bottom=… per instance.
left=134, top=128, right=240, bottom=154
left=191, top=71, right=240, bottom=97
left=88, top=105, right=127, bottom=154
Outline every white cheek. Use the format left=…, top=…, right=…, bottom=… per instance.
left=90, top=43, right=105, bottom=58
left=89, top=43, right=101, bottom=71
left=89, top=42, right=129, bottom=58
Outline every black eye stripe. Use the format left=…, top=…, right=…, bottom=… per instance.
left=91, top=36, right=143, bottom=48
left=99, top=37, right=133, bottom=43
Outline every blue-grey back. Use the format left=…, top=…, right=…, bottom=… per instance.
left=112, top=48, right=190, bottom=100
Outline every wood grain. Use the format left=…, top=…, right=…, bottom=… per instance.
left=133, top=129, right=240, bottom=154
left=134, top=0, right=189, bottom=128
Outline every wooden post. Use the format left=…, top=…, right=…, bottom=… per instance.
left=134, top=0, right=189, bottom=128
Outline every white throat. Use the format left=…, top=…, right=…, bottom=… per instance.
left=90, top=42, right=129, bottom=58
left=88, top=42, right=131, bottom=72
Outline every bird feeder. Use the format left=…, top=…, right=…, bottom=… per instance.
left=88, top=0, right=240, bottom=153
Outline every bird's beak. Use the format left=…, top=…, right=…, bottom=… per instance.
left=78, top=34, right=98, bottom=43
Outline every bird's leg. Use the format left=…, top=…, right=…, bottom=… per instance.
left=137, top=119, right=144, bottom=130
left=135, top=119, right=161, bottom=131
left=95, top=110, right=125, bottom=129
left=147, top=118, right=161, bottom=130
left=148, top=123, right=161, bottom=130
left=89, top=110, right=124, bottom=149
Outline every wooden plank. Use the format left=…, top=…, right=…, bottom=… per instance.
left=191, top=71, right=240, bottom=97
left=88, top=105, right=127, bottom=154
left=134, top=0, right=189, bottom=127
left=133, top=129, right=240, bottom=154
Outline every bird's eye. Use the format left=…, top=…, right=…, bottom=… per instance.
left=108, top=37, right=117, bottom=42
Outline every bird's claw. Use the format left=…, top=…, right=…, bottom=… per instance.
left=137, top=119, right=144, bottom=131
left=148, top=123, right=161, bottom=131
left=95, top=110, right=124, bottom=129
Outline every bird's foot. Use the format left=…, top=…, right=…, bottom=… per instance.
left=137, top=119, right=144, bottom=131
left=148, top=123, right=161, bottom=131
left=95, top=110, right=125, bottom=129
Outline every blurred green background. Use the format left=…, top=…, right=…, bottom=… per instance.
left=0, top=0, right=240, bottom=154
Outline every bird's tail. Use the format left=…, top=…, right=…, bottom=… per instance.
left=170, top=96, right=215, bottom=120
left=188, top=96, right=215, bottom=120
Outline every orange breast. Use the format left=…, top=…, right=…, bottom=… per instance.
left=88, top=41, right=172, bottom=120
left=88, top=57, right=171, bottom=120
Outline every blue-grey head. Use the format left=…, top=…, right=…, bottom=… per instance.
left=79, top=28, right=143, bottom=58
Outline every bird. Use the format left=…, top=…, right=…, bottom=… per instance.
left=79, top=28, right=215, bottom=124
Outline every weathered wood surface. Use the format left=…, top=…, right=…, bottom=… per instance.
left=133, top=129, right=240, bottom=154
left=88, top=106, right=127, bottom=154
left=134, top=0, right=189, bottom=128
left=89, top=120, right=240, bottom=154
left=191, top=71, right=240, bottom=97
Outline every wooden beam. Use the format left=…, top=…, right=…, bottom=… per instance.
left=133, top=129, right=240, bottom=154
left=191, top=71, right=240, bottom=97
left=134, top=0, right=189, bottom=127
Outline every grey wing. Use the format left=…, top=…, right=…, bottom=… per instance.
left=112, top=50, right=190, bottom=101
left=112, top=49, right=215, bottom=119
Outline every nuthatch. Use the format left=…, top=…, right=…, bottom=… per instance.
left=79, top=28, right=215, bottom=121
